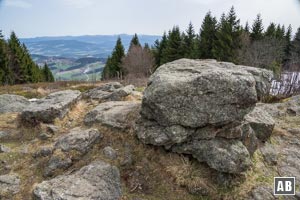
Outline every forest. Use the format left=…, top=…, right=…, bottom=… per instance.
left=103, top=7, right=300, bottom=82
left=0, top=31, right=54, bottom=85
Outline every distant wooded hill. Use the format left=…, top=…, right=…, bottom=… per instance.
left=20, top=34, right=161, bottom=58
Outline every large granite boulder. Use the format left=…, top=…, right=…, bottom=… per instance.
left=83, top=82, right=135, bottom=101
left=136, top=59, right=274, bottom=174
left=33, top=161, right=122, bottom=200
left=0, top=94, right=30, bottom=113
left=84, top=101, right=140, bottom=129
left=141, top=59, right=272, bottom=128
left=20, top=90, right=81, bottom=124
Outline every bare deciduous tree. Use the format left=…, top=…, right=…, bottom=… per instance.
left=121, top=45, right=155, bottom=80
left=238, top=33, right=286, bottom=77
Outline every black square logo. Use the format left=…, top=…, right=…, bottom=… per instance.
left=274, top=177, right=295, bottom=195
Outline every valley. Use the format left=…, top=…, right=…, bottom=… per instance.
left=21, top=34, right=160, bottom=81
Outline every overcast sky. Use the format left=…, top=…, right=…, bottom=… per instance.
left=0, top=0, right=300, bottom=38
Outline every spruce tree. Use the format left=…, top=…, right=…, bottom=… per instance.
left=283, top=25, right=292, bottom=65
left=244, top=22, right=250, bottom=33
left=129, top=33, right=141, bottom=50
left=250, top=14, right=264, bottom=41
left=152, top=32, right=168, bottom=67
left=42, top=63, right=55, bottom=82
left=213, top=7, right=241, bottom=63
left=265, top=23, right=276, bottom=38
left=161, top=26, right=183, bottom=64
left=292, top=27, right=300, bottom=56
left=0, top=31, right=12, bottom=85
left=102, top=37, right=125, bottom=79
left=275, top=25, right=285, bottom=40
left=8, top=32, right=27, bottom=84
left=183, top=22, right=196, bottom=58
left=198, top=11, right=218, bottom=59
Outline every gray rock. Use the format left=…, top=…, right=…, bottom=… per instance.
left=103, top=146, right=117, bottom=160
left=83, top=82, right=135, bottom=101
left=136, top=118, right=193, bottom=148
left=260, top=144, right=278, bottom=165
left=46, top=124, right=59, bottom=134
left=141, top=59, right=272, bottom=128
left=39, top=132, right=52, bottom=140
left=244, top=106, right=275, bottom=141
left=44, top=152, right=72, bottom=177
left=83, top=82, right=125, bottom=101
left=34, top=161, right=122, bottom=200
left=109, top=85, right=135, bottom=101
left=33, top=146, right=54, bottom=158
left=258, top=95, right=300, bottom=119
left=20, top=90, right=81, bottom=124
left=0, top=144, right=10, bottom=153
left=0, top=173, right=20, bottom=197
left=173, top=138, right=252, bottom=174
left=84, top=101, right=140, bottom=129
left=278, top=145, right=300, bottom=183
left=251, top=186, right=276, bottom=200
left=55, top=128, right=101, bottom=154
left=0, top=94, right=30, bottom=113
left=0, top=131, right=9, bottom=139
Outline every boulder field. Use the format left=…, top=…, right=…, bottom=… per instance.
left=2, top=59, right=300, bottom=199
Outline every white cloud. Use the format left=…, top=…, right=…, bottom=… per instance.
left=4, top=0, right=32, bottom=8
left=62, top=0, right=95, bottom=8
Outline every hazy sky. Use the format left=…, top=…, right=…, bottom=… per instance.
left=0, top=0, right=300, bottom=38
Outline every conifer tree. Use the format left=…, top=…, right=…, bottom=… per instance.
left=129, top=33, right=141, bottom=51
left=183, top=22, right=196, bottom=58
left=197, top=11, right=217, bottom=59
left=265, top=23, right=276, bottom=38
left=275, top=25, right=285, bottom=40
left=0, top=31, right=12, bottom=85
left=213, top=7, right=241, bottom=63
left=102, top=37, right=125, bottom=79
left=152, top=32, right=167, bottom=67
left=8, top=32, right=27, bottom=84
left=292, top=27, right=300, bottom=56
left=161, top=26, right=183, bottom=64
left=42, top=63, right=55, bottom=82
left=250, top=14, right=264, bottom=41
left=283, top=25, right=293, bottom=65
left=0, top=31, right=54, bottom=84
left=244, top=22, right=250, bottom=33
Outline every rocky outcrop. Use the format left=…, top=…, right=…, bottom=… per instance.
left=84, top=101, right=140, bottom=129
left=83, top=82, right=135, bottom=101
left=20, top=90, right=81, bottom=124
left=0, top=173, right=20, bottom=198
left=136, top=59, right=274, bottom=174
left=0, top=94, right=30, bottom=113
left=33, top=161, right=122, bottom=200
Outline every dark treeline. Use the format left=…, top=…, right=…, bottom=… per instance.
left=153, top=7, right=300, bottom=76
left=0, top=31, right=54, bottom=85
left=102, top=7, right=300, bottom=81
